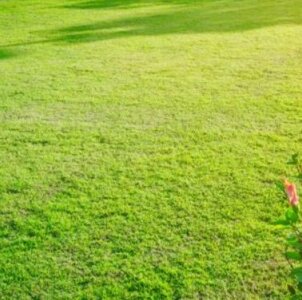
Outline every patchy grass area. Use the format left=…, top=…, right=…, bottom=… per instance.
left=0, top=0, right=302, bottom=298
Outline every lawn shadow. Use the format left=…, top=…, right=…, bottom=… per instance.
left=2, top=0, right=302, bottom=48
left=0, top=49, right=17, bottom=60
left=63, top=0, right=194, bottom=9
left=52, top=0, right=302, bottom=44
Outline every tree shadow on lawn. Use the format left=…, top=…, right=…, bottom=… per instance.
left=51, top=0, right=302, bottom=44
left=0, top=49, right=17, bottom=60
left=2, top=0, right=302, bottom=48
left=63, top=0, right=197, bottom=10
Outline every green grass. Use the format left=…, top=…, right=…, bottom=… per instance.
left=0, top=0, right=302, bottom=298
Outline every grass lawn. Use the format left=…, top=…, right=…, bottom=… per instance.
left=0, top=0, right=302, bottom=298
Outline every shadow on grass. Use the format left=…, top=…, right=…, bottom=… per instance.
left=52, top=0, right=302, bottom=44
left=63, top=0, right=196, bottom=9
left=0, top=49, right=17, bottom=60
left=2, top=0, right=302, bottom=48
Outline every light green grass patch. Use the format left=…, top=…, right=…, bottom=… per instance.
left=0, top=0, right=301, bottom=298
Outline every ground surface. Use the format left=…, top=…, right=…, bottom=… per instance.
left=0, top=0, right=302, bottom=298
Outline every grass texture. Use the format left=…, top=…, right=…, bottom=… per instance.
left=0, top=0, right=302, bottom=298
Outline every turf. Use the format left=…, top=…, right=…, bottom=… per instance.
left=0, top=0, right=302, bottom=298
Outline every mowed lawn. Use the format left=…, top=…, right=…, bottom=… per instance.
left=0, top=0, right=302, bottom=298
